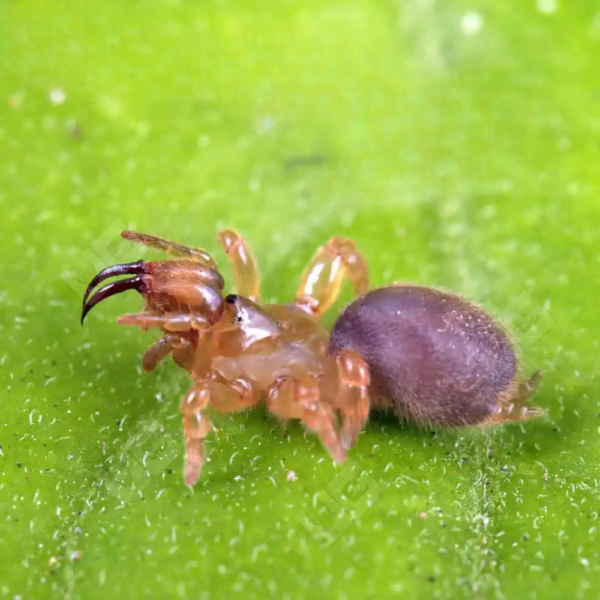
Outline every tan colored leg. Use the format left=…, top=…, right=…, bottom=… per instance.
left=295, top=236, right=369, bottom=316
left=121, top=230, right=218, bottom=268
left=266, top=375, right=346, bottom=463
left=323, top=350, right=371, bottom=450
left=142, top=333, right=199, bottom=374
left=117, top=312, right=211, bottom=332
left=121, top=308, right=213, bottom=376
left=160, top=334, right=194, bottom=373
left=483, top=371, right=545, bottom=425
left=181, top=376, right=260, bottom=485
left=218, top=229, right=260, bottom=302
left=142, top=335, right=176, bottom=371
left=181, top=382, right=212, bottom=486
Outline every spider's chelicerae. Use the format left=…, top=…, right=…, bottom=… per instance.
left=82, top=230, right=543, bottom=485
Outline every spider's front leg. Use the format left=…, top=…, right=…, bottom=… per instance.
left=141, top=333, right=197, bottom=373
left=117, top=313, right=212, bottom=374
left=121, top=230, right=218, bottom=266
left=181, top=375, right=261, bottom=485
left=143, top=334, right=181, bottom=372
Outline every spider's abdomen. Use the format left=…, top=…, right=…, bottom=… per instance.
left=328, top=286, right=517, bottom=426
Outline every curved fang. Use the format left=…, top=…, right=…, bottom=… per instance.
left=82, top=260, right=146, bottom=309
left=81, top=276, right=147, bottom=325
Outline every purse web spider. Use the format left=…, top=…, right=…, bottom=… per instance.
left=82, top=230, right=543, bottom=486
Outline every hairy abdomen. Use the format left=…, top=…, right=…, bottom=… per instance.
left=328, top=286, right=517, bottom=426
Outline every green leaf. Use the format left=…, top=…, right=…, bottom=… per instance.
left=1, top=0, right=599, bottom=598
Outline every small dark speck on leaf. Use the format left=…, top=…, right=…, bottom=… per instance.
left=17, top=462, right=22, bottom=468
left=285, top=154, right=328, bottom=170
left=523, top=534, right=530, bottom=541
left=427, top=576, right=437, bottom=583
left=69, top=123, right=82, bottom=139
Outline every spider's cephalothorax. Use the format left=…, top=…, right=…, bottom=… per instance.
left=82, top=230, right=543, bottom=485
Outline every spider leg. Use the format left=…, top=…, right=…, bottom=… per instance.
left=143, top=335, right=175, bottom=371
left=141, top=333, right=196, bottom=372
left=295, top=236, right=369, bottom=317
left=480, top=371, right=545, bottom=425
left=181, top=375, right=261, bottom=485
left=217, top=229, right=260, bottom=302
left=266, top=375, right=346, bottom=463
left=117, top=312, right=211, bottom=332
left=321, top=350, right=371, bottom=450
left=121, top=230, right=218, bottom=267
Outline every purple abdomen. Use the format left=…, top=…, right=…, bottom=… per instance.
left=328, top=286, right=516, bottom=426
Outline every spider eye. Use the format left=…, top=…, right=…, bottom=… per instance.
left=225, top=294, right=238, bottom=304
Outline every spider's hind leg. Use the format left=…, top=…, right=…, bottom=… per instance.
left=321, top=350, right=371, bottom=450
left=482, top=370, right=545, bottom=425
left=181, top=375, right=261, bottom=485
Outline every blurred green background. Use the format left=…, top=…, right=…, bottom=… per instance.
left=1, top=0, right=600, bottom=598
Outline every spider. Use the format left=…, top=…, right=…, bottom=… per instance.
left=82, top=230, right=543, bottom=486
